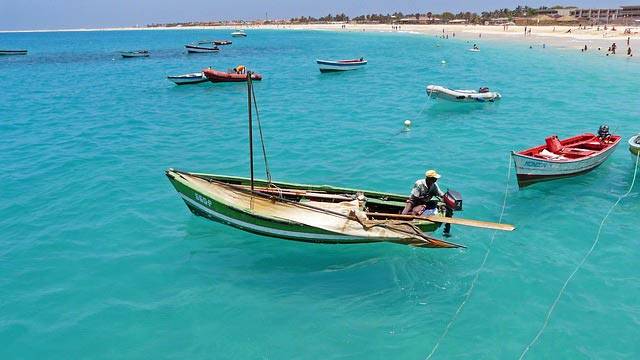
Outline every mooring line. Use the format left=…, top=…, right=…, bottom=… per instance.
left=389, top=102, right=430, bottom=138
left=519, top=152, right=640, bottom=359
left=425, top=155, right=513, bottom=360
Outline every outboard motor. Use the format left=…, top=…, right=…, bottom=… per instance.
left=598, top=124, right=611, bottom=141
left=443, top=190, right=463, bottom=211
left=479, top=87, right=490, bottom=93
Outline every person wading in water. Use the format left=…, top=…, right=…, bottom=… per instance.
left=402, top=170, right=454, bottom=237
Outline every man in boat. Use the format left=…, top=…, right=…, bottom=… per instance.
left=401, top=169, right=453, bottom=237
left=233, top=64, right=246, bottom=74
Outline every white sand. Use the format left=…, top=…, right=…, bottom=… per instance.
left=3, top=23, right=639, bottom=56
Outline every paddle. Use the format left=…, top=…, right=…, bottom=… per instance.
left=365, top=212, right=515, bottom=232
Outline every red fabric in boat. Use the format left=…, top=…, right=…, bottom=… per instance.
left=545, top=136, right=563, bottom=153
left=203, top=69, right=262, bottom=82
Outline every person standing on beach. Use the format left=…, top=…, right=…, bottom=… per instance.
left=628, top=36, right=631, bottom=46
left=524, top=26, right=527, bottom=36
left=628, top=47, right=633, bottom=57
left=612, top=43, right=617, bottom=54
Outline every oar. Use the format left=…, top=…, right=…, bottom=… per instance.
left=365, top=212, right=515, bottom=232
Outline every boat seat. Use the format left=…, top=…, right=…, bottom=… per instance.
left=558, top=148, right=596, bottom=157
left=366, top=197, right=406, bottom=208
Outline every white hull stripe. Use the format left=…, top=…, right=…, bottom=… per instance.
left=179, top=194, right=368, bottom=241
left=512, top=148, right=614, bottom=176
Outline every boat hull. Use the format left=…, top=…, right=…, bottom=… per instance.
left=203, top=69, right=262, bottom=82
left=121, top=52, right=149, bottom=58
left=185, top=45, right=220, bottom=53
left=168, top=73, right=208, bottom=85
left=426, top=85, right=501, bottom=103
left=166, top=170, right=442, bottom=244
left=0, top=50, right=27, bottom=55
left=629, top=135, right=640, bottom=157
left=317, top=59, right=367, bottom=72
left=511, top=141, right=619, bottom=187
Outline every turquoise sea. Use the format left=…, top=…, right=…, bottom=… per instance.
left=1, top=29, right=639, bottom=359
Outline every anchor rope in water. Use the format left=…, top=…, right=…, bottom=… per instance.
left=519, top=152, right=640, bottom=359
left=390, top=101, right=429, bottom=138
left=425, top=155, right=513, bottom=360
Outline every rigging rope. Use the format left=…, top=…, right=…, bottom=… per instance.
left=519, top=152, right=640, bottom=359
left=425, top=155, right=513, bottom=360
left=250, top=83, right=272, bottom=184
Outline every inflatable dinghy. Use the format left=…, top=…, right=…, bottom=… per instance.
left=426, top=85, right=501, bottom=103
left=629, top=134, right=640, bottom=157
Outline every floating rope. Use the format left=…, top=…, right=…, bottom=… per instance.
left=519, top=152, right=640, bottom=359
left=389, top=101, right=430, bottom=139
left=425, top=155, right=513, bottom=360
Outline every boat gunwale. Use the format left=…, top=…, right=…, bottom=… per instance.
left=512, top=134, right=621, bottom=164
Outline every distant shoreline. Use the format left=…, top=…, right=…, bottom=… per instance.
left=2, top=23, right=639, bottom=55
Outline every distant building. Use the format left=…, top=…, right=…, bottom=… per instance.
left=534, top=8, right=575, bottom=17
left=620, top=5, right=640, bottom=19
left=399, top=16, right=441, bottom=24
left=486, top=17, right=511, bottom=25
left=569, top=8, right=620, bottom=22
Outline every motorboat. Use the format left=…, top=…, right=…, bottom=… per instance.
left=426, top=85, right=501, bottom=102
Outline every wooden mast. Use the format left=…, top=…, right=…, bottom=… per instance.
left=247, top=72, right=254, bottom=191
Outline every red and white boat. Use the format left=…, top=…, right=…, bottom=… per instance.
left=511, top=126, right=621, bottom=187
left=203, top=69, right=262, bottom=82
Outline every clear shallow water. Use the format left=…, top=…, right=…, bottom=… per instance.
left=1, top=29, right=639, bottom=359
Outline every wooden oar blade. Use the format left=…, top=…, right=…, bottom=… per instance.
left=424, top=216, right=515, bottom=231
left=365, top=212, right=515, bottom=232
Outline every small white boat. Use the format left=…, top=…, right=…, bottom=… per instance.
left=468, top=48, right=480, bottom=52
left=426, top=85, right=501, bottom=103
left=167, top=72, right=208, bottom=85
left=316, top=58, right=367, bottom=72
left=231, top=30, right=247, bottom=37
left=121, top=50, right=149, bottom=58
left=629, top=134, right=640, bottom=157
left=0, top=49, right=28, bottom=55
left=185, top=44, right=220, bottom=53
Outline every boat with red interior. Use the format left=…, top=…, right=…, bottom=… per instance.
left=511, top=125, right=621, bottom=187
left=203, top=68, right=262, bottom=82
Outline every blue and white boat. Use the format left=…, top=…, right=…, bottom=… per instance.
left=231, top=30, right=247, bottom=37
left=167, top=72, right=208, bottom=85
left=0, top=49, right=28, bottom=55
left=120, top=50, right=149, bottom=58
left=316, top=58, right=367, bottom=72
left=185, top=44, right=220, bottom=53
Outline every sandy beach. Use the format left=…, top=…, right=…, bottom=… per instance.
left=246, top=23, right=640, bottom=55
left=5, top=22, right=638, bottom=57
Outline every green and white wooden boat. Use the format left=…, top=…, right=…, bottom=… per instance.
left=165, top=169, right=464, bottom=247
left=166, top=73, right=513, bottom=248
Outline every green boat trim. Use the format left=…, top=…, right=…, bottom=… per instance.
left=165, top=169, right=462, bottom=248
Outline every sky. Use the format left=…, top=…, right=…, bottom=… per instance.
left=0, top=0, right=638, bottom=30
